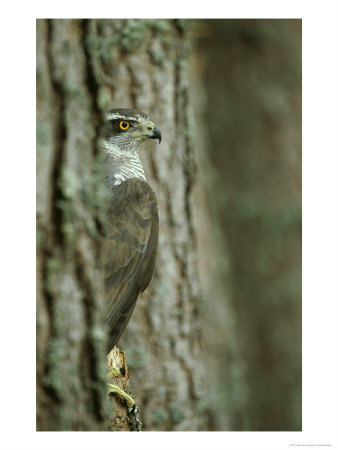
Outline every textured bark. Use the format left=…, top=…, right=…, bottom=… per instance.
left=37, top=19, right=207, bottom=431
left=36, top=19, right=109, bottom=431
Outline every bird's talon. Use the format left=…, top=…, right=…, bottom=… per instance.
left=107, top=383, right=135, bottom=408
left=128, top=404, right=138, bottom=415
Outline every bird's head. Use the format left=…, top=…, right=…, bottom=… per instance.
left=102, top=108, right=161, bottom=155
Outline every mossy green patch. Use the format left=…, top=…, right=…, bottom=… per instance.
left=120, top=19, right=148, bottom=52
left=153, top=408, right=168, bottom=424
left=36, top=121, right=52, bottom=145
left=168, top=405, right=185, bottom=424
left=124, top=346, right=149, bottom=370
left=86, top=33, right=119, bottom=62
left=58, top=168, right=80, bottom=200
left=150, top=43, right=166, bottom=66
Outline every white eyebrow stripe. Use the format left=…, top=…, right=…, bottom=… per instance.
left=106, top=113, right=144, bottom=122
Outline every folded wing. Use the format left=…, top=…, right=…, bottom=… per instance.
left=104, top=178, right=159, bottom=350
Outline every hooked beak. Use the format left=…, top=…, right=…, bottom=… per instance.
left=149, top=126, right=162, bottom=144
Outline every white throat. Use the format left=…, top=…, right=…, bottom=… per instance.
left=103, top=140, right=146, bottom=187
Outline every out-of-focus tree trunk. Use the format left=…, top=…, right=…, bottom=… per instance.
left=36, top=19, right=207, bottom=431
left=194, top=19, right=302, bottom=431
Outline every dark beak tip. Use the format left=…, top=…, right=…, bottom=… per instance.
left=153, top=126, right=162, bottom=144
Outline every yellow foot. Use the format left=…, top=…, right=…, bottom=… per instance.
left=107, top=347, right=136, bottom=410
left=107, top=383, right=135, bottom=408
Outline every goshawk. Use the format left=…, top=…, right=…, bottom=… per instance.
left=102, top=108, right=161, bottom=351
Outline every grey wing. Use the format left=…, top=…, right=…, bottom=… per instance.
left=104, top=181, right=158, bottom=350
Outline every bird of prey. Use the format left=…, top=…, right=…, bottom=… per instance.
left=102, top=108, right=161, bottom=351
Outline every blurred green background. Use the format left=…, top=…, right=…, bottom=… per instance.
left=193, top=19, right=302, bottom=431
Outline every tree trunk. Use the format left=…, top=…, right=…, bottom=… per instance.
left=194, top=19, right=302, bottom=431
left=37, top=19, right=207, bottom=431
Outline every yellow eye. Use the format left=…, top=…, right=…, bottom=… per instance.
left=119, top=121, right=130, bottom=130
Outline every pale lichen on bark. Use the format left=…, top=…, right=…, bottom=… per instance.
left=37, top=18, right=208, bottom=431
